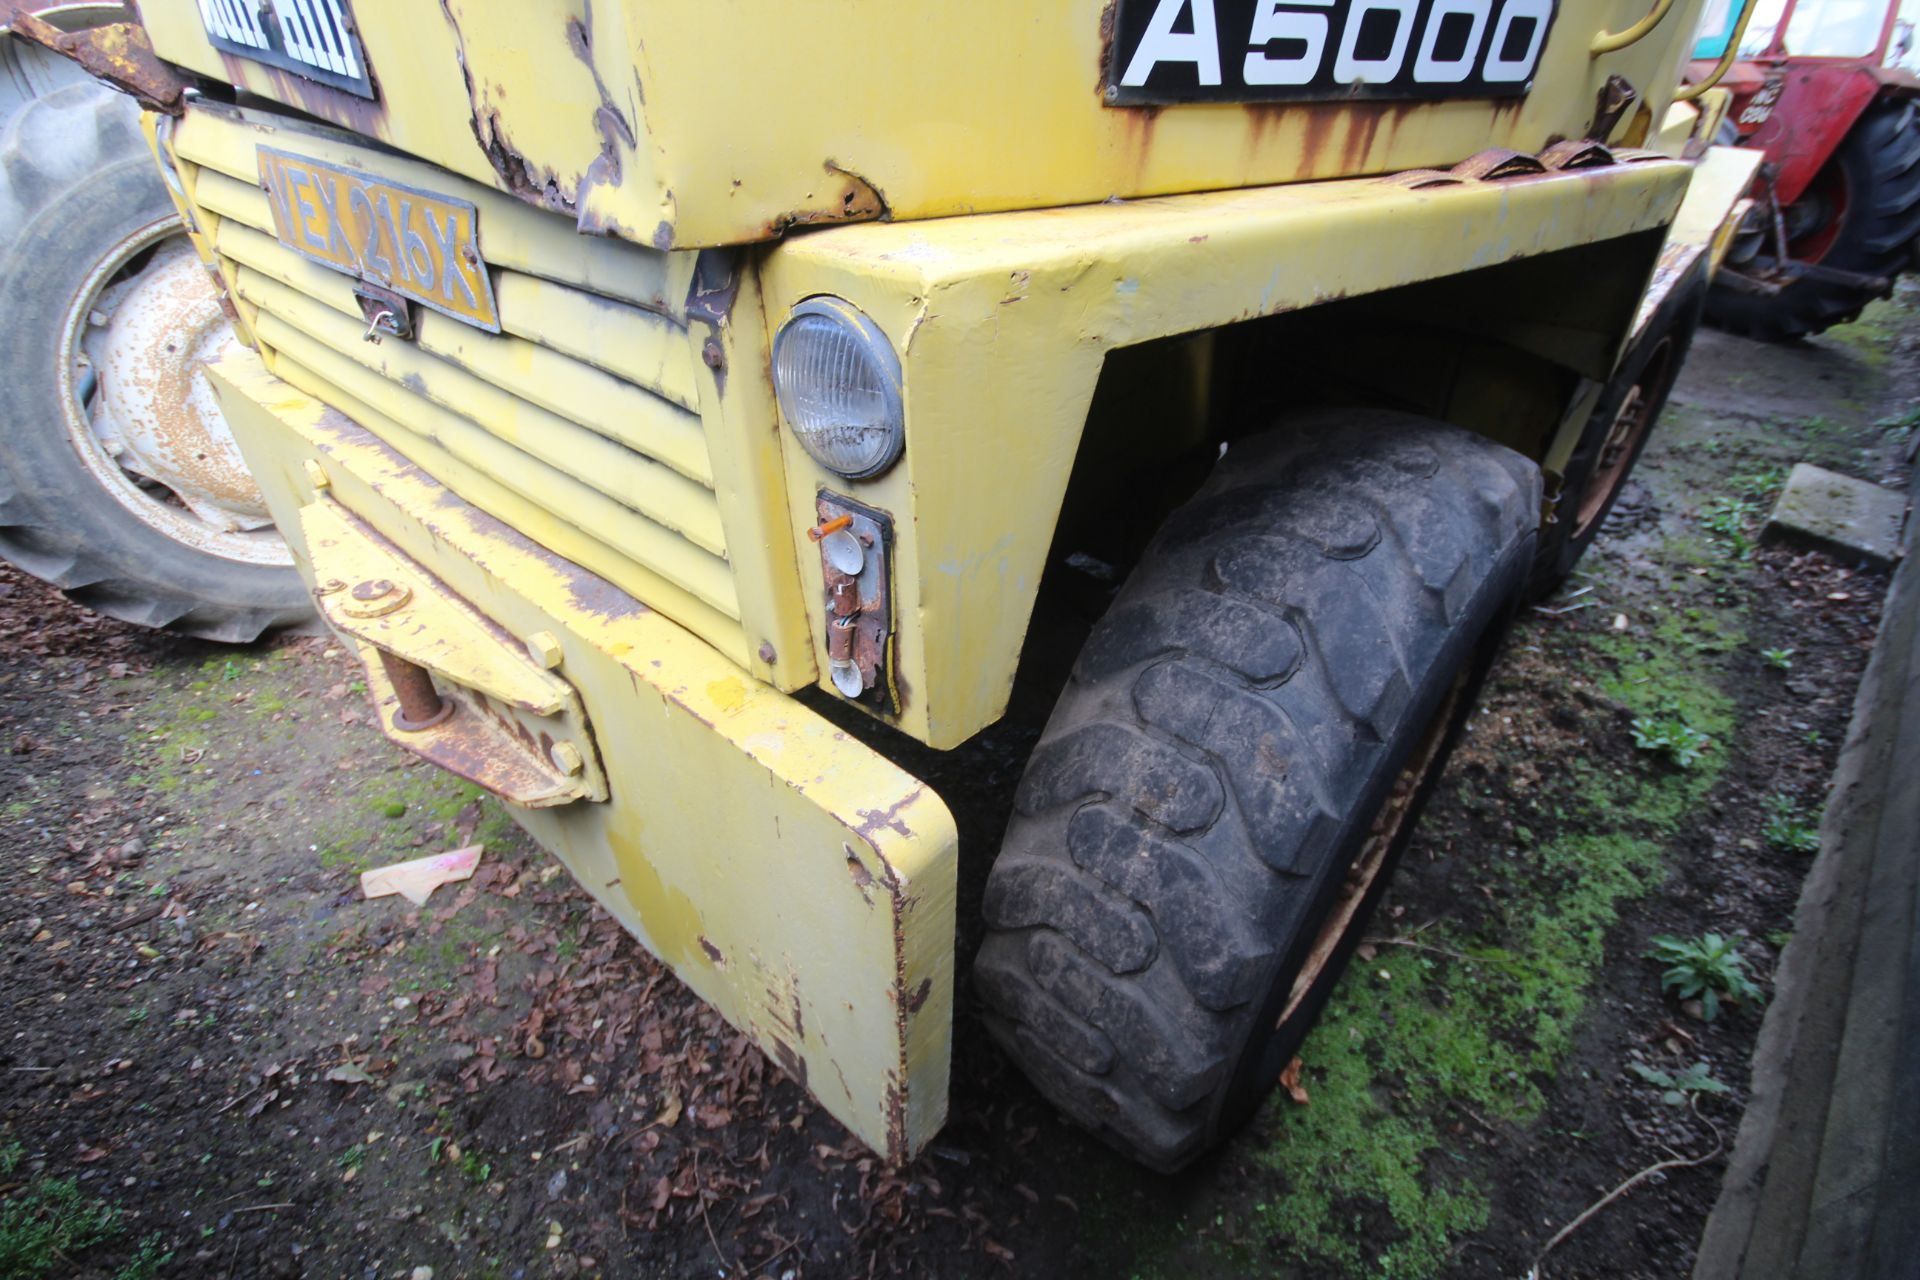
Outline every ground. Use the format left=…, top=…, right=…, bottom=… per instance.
left=0, top=286, right=1914, bottom=1280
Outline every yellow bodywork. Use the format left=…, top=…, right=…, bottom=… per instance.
left=103, top=0, right=1765, bottom=1162
left=137, top=0, right=1712, bottom=248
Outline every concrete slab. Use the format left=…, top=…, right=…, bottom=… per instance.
left=1765, top=464, right=1908, bottom=571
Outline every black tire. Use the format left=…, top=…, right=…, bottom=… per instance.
left=1530, top=259, right=1708, bottom=596
left=1706, top=97, right=1920, bottom=341
left=0, top=79, right=310, bottom=642
left=974, top=412, right=1539, bottom=1171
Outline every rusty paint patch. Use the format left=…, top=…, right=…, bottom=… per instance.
left=697, top=935, right=725, bottom=966
left=765, top=161, right=890, bottom=238
left=770, top=1037, right=808, bottom=1090
left=566, top=10, right=641, bottom=237
left=438, top=0, right=579, bottom=218
left=905, top=977, right=932, bottom=1014
left=853, top=786, right=923, bottom=844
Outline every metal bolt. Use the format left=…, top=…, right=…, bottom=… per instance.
left=303, top=459, right=329, bottom=491
left=549, top=741, right=585, bottom=776
left=380, top=651, right=453, bottom=732
left=757, top=641, right=777, bottom=665
left=525, top=631, right=563, bottom=670
left=343, top=578, right=411, bottom=618
left=702, top=339, right=725, bottom=370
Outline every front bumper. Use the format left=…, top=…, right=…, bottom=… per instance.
left=207, top=349, right=958, bottom=1162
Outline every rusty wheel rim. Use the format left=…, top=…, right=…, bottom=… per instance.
left=1573, top=335, right=1673, bottom=541
left=57, top=217, right=294, bottom=568
left=1276, top=671, right=1469, bottom=1028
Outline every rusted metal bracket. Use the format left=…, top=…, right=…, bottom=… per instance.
left=301, top=499, right=608, bottom=808
left=1588, top=75, right=1640, bottom=142
left=8, top=13, right=188, bottom=114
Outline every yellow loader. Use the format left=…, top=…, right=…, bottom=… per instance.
left=30, top=0, right=1762, bottom=1171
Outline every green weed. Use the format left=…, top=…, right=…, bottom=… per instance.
left=1762, top=794, right=1820, bottom=853
left=1649, top=933, right=1763, bottom=1021
left=1760, top=647, right=1794, bottom=671
left=1699, top=496, right=1759, bottom=559
left=113, top=1234, right=172, bottom=1280
left=1627, top=1060, right=1730, bottom=1106
left=1630, top=716, right=1713, bottom=768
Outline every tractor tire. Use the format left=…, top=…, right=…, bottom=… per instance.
left=1530, top=258, right=1708, bottom=597
left=974, top=411, right=1539, bottom=1171
left=0, top=78, right=310, bottom=642
left=1707, top=98, right=1920, bottom=341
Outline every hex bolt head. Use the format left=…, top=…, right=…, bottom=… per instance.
left=303, top=459, right=330, bottom=491
left=526, top=631, right=563, bottom=669
left=549, top=741, right=585, bottom=776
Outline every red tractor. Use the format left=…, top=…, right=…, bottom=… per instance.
left=1691, top=0, right=1920, bottom=338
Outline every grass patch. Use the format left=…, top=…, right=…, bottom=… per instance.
left=0, top=1178, right=120, bottom=1277
left=1247, top=585, right=1737, bottom=1277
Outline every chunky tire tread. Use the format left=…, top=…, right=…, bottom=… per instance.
left=0, top=80, right=309, bottom=642
left=976, top=411, right=1539, bottom=1170
left=1708, top=99, right=1920, bottom=341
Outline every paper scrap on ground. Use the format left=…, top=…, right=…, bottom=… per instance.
left=360, top=845, right=482, bottom=906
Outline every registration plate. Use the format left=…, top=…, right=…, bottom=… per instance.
left=1105, top=0, right=1558, bottom=106
left=196, top=0, right=374, bottom=99
left=257, top=148, right=501, bottom=333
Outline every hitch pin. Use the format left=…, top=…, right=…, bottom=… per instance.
left=363, top=308, right=395, bottom=343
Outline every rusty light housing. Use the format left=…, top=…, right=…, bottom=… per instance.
left=771, top=296, right=905, bottom=480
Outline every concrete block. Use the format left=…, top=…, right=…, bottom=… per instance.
left=1766, top=464, right=1908, bottom=571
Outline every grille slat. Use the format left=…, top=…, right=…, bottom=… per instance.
left=233, top=265, right=728, bottom=558
left=213, top=217, right=713, bottom=489
left=266, top=347, right=748, bottom=660
left=254, top=311, right=742, bottom=623
left=172, top=110, right=750, bottom=662
left=191, top=166, right=704, bottom=415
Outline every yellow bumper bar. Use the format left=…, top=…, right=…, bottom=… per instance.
left=207, top=349, right=959, bottom=1162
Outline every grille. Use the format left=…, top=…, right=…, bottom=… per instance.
left=169, top=108, right=746, bottom=662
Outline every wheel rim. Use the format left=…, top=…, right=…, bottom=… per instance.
left=1276, top=671, right=1468, bottom=1028
left=1573, top=335, right=1674, bottom=540
left=57, top=216, right=294, bottom=568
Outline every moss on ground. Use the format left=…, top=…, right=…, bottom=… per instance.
left=1241, top=581, right=1741, bottom=1277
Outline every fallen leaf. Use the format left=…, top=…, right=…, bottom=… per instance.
left=326, top=1064, right=376, bottom=1086
left=654, top=1091, right=683, bottom=1128
left=1279, top=1056, right=1310, bottom=1106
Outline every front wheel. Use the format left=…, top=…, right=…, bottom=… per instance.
left=973, top=411, right=1539, bottom=1171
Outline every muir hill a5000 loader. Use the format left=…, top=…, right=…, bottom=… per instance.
left=28, top=0, right=1761, bottom=1170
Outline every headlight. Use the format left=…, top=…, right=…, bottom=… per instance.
left=771, top=297, right=904, bottom=480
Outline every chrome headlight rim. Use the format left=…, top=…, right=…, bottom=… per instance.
left=771, top=295, right=906, bottom=482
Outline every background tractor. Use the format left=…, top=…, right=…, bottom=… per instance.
left=0, top=2, right=308, bottom=639
left=1692, top=0, right=1920, bottom=337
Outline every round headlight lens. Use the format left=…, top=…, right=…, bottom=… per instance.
left=771, top=298, right=904, bottom=480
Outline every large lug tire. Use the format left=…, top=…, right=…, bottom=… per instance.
left=1707, top=98, right=1920, bottom=341
left=0, top=78, right=310, bottom=642
left=1530, top=258, right=1708, bottom=597
left=974, top=412, right=1540, bottom=1171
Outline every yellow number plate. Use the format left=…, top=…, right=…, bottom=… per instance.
left=257, top=147, right=500, bottom=333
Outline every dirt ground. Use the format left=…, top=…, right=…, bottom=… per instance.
left=1, top=287, right=1914, bottom=1280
